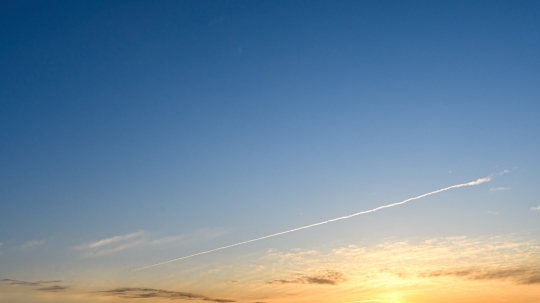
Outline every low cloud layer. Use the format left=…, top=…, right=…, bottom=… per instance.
left=425, top=266, right=540, bottom=284
left=0, top=279, right=67, bottom=292
left=269, top=270, right=345, bottom=285
left=260, top=233, right=540, bottom=293
left=37, top=285, right=70, bottom=292
left=100, top=287, right=235, bottom=302
left=1, top=279, right=61, bottom=286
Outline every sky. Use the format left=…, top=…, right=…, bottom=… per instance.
left=1, top=1, right=539, bottom=302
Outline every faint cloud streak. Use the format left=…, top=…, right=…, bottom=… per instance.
left=22, top=240, right=45, bottom=249
left=1, top=279, right=67, bottom=292
left=268, top=270, right=345, bottom=285
left=425, top=266, right=540, bottom=284
left=100, top=287, right=235, bottom=302
left=37, top=285, right=69, bottom=292
left=76, top=231, right=146, bottom=251
left=75, top=229, right=229, bottom=258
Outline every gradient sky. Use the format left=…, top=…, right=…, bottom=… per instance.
left=1, top=1, right=539, bottom=302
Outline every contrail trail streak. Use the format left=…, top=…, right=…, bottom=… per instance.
left=134, top=174, right=500, bottom=271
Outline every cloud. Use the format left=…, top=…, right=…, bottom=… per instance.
left=268, top=270, right=345, bottom=285
left=3, top=280, right=229, bottom=301
left=255, top=233, right=540, bottom=297
left=22, top=240, right=45, bottom=249
left=1, top=279, right=67, bottom=291
left=100, top=287, right=235, bottom=302
left=37, top=285, right=69, bottom=292
left=490, top=187, right=510, bottom=191
left=1, top=279, right=41, bottom=286
left=487, top=211, right=499, bottom=215
left=425, top=266, right=540, bottom=284
left=76, top=229, right=228, bottom=258
left=75, top=231, right=146, bottom=251
left=531, top=206, right=540, bottom=211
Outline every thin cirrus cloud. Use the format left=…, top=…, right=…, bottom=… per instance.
left=531, top=206, right=540, bottom=211
left=75, top=229, right=229, bottom=258
left=76, top=231, right=146, bottom=251
left=75, top=231, right=147, bottom=258
left=100, top=287, right=235, bottom=302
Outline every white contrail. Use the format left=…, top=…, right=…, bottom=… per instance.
left=134, top=173, right=502, bottom=271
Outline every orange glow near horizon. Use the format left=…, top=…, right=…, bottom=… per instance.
left=3, top=234, right=538, bottom=303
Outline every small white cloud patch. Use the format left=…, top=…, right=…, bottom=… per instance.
left=490, top=187, right=510, bottom=191
left=531, top=206, right=540, bottom=211
left=22, top=240, right=45, bottom=249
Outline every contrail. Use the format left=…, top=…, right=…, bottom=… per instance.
left=134, top=173, right=504, bottom=271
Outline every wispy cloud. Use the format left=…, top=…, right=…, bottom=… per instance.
left=22, top=240, right=45, bottom=249
left=76, top=231, right=146, bottom=251
left=425, top=266, right=540, bottom=284
left=0, top=279, right=67, bottom=292
left=1, top=279, right=41, bottom=286
left=1, top=279, right=62, bottom=286
left=268, top=270, right=345, bottom=285
left=531, top=206, right=540, bottom=211
left=490, top=187, right=510, bottom=191
left=75, top=231, right=147, bottom=258
left=100, top=287, right=235, bottom=302
left=38, top=285, right=70, bottom=292
left=487, top=211, right=499, bottom=215
left=76, top=229, right=228, bottom=258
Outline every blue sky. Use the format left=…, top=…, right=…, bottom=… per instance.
left=1, top=1, right=539, bottom=302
